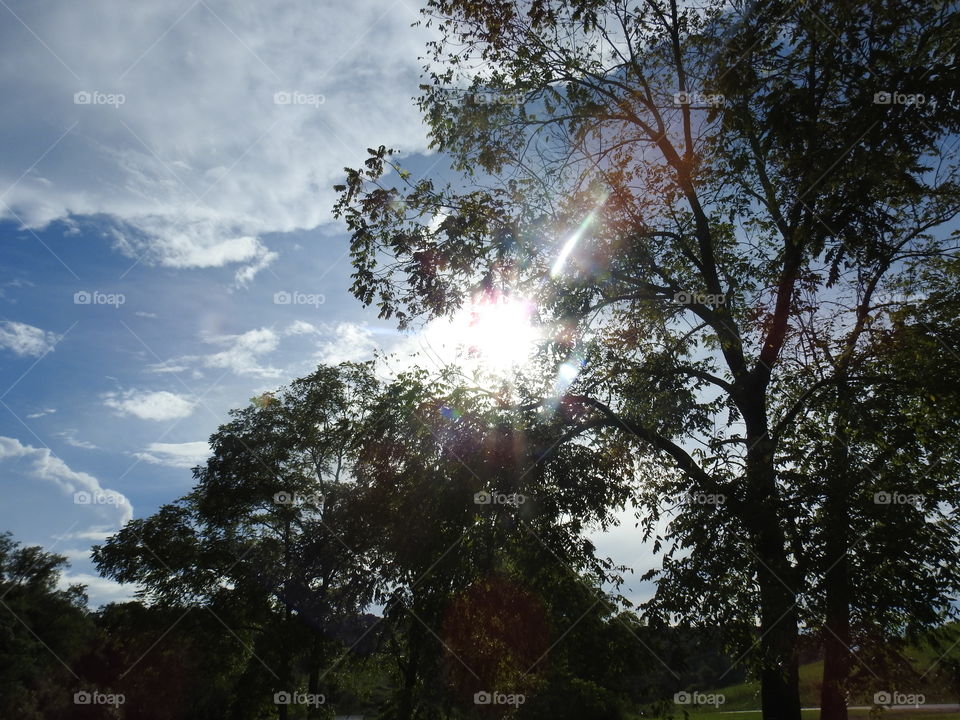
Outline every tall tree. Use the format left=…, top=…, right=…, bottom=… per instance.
left=0, top=533, right=92, bottom=720
left=333, top=2, right=960, bottom=717
left=777, top=260, right=960, bottom=719
left=352, top=367, right=635, bottom=718
left=95, top=363, right=380, bottom=720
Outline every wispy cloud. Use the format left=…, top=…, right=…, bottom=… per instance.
left=0, top=435, right=132, bottom=527
left=56, top=430, right=99, bottom=450
left=26, top=407, right=57, bottom=419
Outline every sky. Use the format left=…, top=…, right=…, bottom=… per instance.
left=0, top=0, right=656, bottom=608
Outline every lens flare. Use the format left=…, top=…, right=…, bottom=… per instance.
left=550, top=191, right=610, bottom=277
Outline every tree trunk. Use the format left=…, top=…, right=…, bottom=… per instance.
left=278, top=608, right=292, bottom=720
left=397, top=622, right=421, bottom=720
left=307, top=634, right=323, bottom=720
left=744, top=398, right=802, bottom=720
left=278, top=519, right=293, bottom=720
left=820, top=541, right=851, bottom=720
left=820, top=389, right=853, bottom=720
left=755, top=525, right=803, bottom=720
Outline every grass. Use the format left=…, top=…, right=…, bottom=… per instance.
left=689, top=712, right=960, bottom=720
left=651, top=625, right=960, bottom=720
left=700, top=660, right=827, bottom=711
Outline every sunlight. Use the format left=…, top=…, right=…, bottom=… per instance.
left=424, top=292, right=541, bottom=374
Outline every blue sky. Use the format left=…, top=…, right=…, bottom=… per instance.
left=0, top=0, right=656, bottom=607
left=0, top=211, right=416, bottom=602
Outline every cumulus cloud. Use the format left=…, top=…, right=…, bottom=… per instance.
left=134, top=441, right=210, bottom=469
left=0, top=0, right=432, bottom=275
left=103, top=389, right=195, bottom=421
left=0, top=320, right=61, bottom=357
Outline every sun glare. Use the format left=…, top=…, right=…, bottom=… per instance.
left=424, top=293, right=541, bottom=374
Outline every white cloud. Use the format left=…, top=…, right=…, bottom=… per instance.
left=0, top=0, right=432, bottom=274
left=144, top=326, right=286, bottom=378
left=147, top=322, right=393, bottom=386
left=588, top=503, right=661, bottom=608
left=0, top=278, right=33, bottom=300
left=103, top=389, right=195, bottom=421
left=56, top=430, right=98, bottom=450
left=285, top=319, right=319, bottom=336
left=202, top=327, right=281, bottom=376
left=134, top=441, right=210, bottom=469
left=0, top=438, right=134, bottom=608
left=233, top=247, right=279, bottom=286
left=146, top=361, right=190, bottom=374
left=0, top=435, right=132, bottom=535
left=59, top=572, right=137, bottom=608
left=315, top=322, right=379, bottom=364
left=26, top=408, right=57, bottom=419
left=0, top=320, right=61, bottom=357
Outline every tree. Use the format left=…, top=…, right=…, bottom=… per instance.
left=352, top=367, right=635, bottom=718
left=96, top=360, right=658, bottom=719
left=78, top=601, right=247, bottom=720
left=0, top=533, right=93, bottom=720
left=95, top=363, right=381, bottom=720
left=332, top=2, right=960, bottom=718
left=777, top=259, right=960, bottom=719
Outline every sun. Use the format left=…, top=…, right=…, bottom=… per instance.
left=422, top=292, right=541, bottom=374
